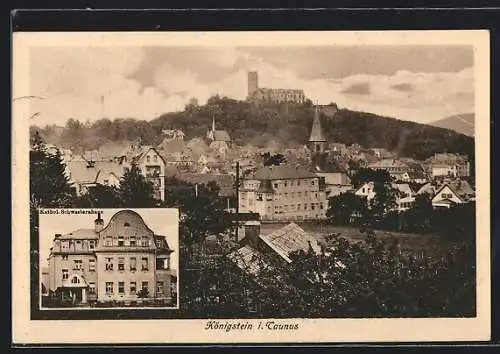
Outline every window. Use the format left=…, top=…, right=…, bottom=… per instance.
left=89, top=240, right=95, bottom=249
left=297, top=204, right=301, bottom=210
left=71, top=276, right=80, bottom=284
left=130, top=236, right=136, bottom=247
left=312, top=179, right=315, bottom=186
left=274, top=183, right=278, bottom=188
left=105, top=236, right=113, bottom=246
left=130, top=257, right=137, bottom=271
left=320, top=203, right=324, bottom=209
left=89, top=282, right=96, bottom=294
left=141, top=257, right=149, bottom=271
left=297, top=180, right=301, bottom=186
left=291, top=192, right=295, bottom=199
left=105, top=257, right=114, bottom=271
left=146, top=155, right=150, bottom=163
left=311, top=204, right=316, bottom=210
left=142, top=281, right=149, bottom=292
left=73, top=259, right=82, bottom=270
left=304, top=204, right=308, bottom=210
left=141, top=236, right=149, bottom=247
left=284, top=192, right=288, bottom=199
left=62, top=269, right=68, bottom=280
left=62, top=255, right=68, bottom=260
left=130, top=282, right=137, bottom=295
left=298, top=192, right=302, bottom=199
left=118, top=236, right=124, bottom=247
left=154, top=155, right=158, bottom=162
left=156, top=281, right=164, bottom=294
left=363, top=188, right=366, bottom=194
left=118, top=282, right=125, bottom=294
left=284, top=182, right=288, bottom=188
left=89, top=258, right=96, bottom=272
left=105, top=282, right=113, bottom=295
left=118, top=257, right=125, bottom=271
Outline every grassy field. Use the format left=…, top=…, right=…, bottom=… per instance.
left=260, top=222, right=458, bottom=257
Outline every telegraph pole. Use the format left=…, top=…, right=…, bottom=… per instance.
left=235, top=161, right=240, bottom=214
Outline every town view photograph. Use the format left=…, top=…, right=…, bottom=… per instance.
left=27, top=43, right=476, bottom=318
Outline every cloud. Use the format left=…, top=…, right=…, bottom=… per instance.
left=27, top=46, right=475, bottom=127
left=341, top=82, right=371, bottom=95
left=392, top=83, right=413, bottom=92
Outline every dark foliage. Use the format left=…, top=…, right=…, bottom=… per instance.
left=32, top=96, right=474, bottom=160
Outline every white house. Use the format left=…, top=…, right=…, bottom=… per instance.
left=431, top=180, right=475, bottom=209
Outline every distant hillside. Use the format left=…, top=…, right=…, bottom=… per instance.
left=151, top=97, right=474, bottom=160
left=32, top=96, right=475, bottom=161
left=430, top=113, right=474, bottom=137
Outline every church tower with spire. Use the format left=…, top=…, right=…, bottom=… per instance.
left=308, top=105, right=327, bottom=154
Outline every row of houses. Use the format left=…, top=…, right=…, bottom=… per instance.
left=237, top=164, right=476, bottom=222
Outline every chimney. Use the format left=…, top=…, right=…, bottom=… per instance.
left=94, top=212, right=104, bottom=233
left=245, top=220, right=261, bottom=247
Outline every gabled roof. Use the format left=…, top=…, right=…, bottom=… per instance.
left=228, top=245, right=271, bottom=277
left=309, top=107, right=326, bottom=142
left=434, top=180, right=475, bottom=202
left=213, top=130, right=231, bottom=142
left=368, top=159, right=409, bottom=169
left=65, top=161, right=126, bottom=184
left=248, top=165, right=317, bottom=180
left=260, top=223, right=321, bottom=263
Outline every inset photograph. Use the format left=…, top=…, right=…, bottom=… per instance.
left=39, top=208, right=179, bottom=309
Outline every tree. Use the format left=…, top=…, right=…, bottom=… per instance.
left=30, top=131, right=76, bottom=208
left=164, top=177, right=233, bottom=251
left=118, top=163, right=159, bottom=207
left=30, top=131, right=76, bottom=312
left=75, top=184, right=122, bottom=208
left=326, top=192, right=368, bottom=225
left=261, top=152, right=287, bottom=166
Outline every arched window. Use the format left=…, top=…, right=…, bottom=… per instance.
left=71, top=276, right=80, bottom=284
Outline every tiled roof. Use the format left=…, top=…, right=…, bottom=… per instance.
left=59, top=228, right=98, bottom=240
left=260, top=223, right=321, bottom=263
left=368, top=159, right=408, bottom=169
left=65, top=161, right=126, bottom=184
left=248, top=165, right=317, bottom=180
left=228, top=245, right=271, bottom=277
left=213, top=130, right=231, bottom=142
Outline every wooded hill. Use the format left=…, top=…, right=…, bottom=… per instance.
left=32, top=96, right=474, bottom=160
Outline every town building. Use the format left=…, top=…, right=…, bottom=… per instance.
left=161, top=129, right=185, bottom=141
left=117, top=144, right=167, bottom=201
left=228, top=222, right=322, bottom=278
left=247, top=71, right=306, bottom=104
left=44, top=210, right=174, bottom=307
left=426, top=153, right=470, bottom=178
left=206, top=114, right=231, bottom=154
left=354, top=181, right=416, bottom=212
left=238, top=165, right=328, bottom=221
left=315, top=171, right=352, bottom=198
left=431, top=179, right=475, bottom=209
left=367, top=159, right=412, bottom=176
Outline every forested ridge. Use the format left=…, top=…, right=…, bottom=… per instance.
left=32, top=96, right=474, bottom=160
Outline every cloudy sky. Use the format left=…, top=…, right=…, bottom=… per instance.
left=28, top=45, right=474, bottom=127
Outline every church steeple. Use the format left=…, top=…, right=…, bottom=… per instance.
left=308, top=104, right=326, bottom=153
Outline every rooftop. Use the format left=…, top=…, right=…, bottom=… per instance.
left=260, top=223, right=321, bottom=263
left=58, top=228, right=99, bottom=240
left=248, top=165, right=317, bottom=181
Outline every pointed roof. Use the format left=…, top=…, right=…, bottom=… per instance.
left=309, top=106, right=326, bottom=142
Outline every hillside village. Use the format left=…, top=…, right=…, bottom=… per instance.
left=32, top=69, right=476, bottom=316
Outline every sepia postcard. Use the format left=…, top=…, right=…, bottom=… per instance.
left=12, top=30, right=490, bottom=344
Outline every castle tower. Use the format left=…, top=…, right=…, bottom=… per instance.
left=248, top=71, right=259, bottom=98
left=308, top=105, right=327, bottom=154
